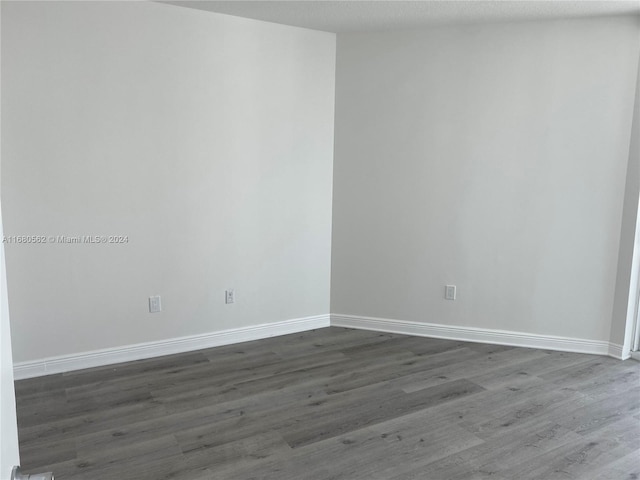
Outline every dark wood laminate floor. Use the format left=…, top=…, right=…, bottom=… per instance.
left=15, top=327, right=640, bottom=480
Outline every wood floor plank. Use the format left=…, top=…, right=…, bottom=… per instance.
left=461, top=386, right=583, bottom=439
left=182, top=431, right=292, bottom=471
left=18, top=438, right=77, bottom=470
left=77, top=385, right=330, bottom=457
left=157, top=348, right=416, bottom=414
left=52, top=437, right=191, bottom=480
left=399, top=346, right=550, bottom=393
left=150, top=349, right=348, bottom=400
left=14, top=327, right=640, bottom=480
left=18, top=395, right=168, bottom=447
left=214, top=418, right=484, bottom=480
left=584, top=448, right=640, bottom=480
left=282, top=379, right=486, bottom=448
left=392, top=421, right=580, bottom=480
left=557, top=386, right=640, bottom=436
left=497, top=435, right=632, bottom=480
left=322, top=346, right=473, bottom=394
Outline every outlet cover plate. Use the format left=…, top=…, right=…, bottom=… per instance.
left=149, top=295, right=162, bottom=313
left=225, top=289, right=235, bottom=304
left=445, top=285, right=456, bottom=300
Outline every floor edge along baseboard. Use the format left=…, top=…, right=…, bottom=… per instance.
left=14, top=313, right=624, bottom=380
left=13, top=314, right=331, bottom=380
left=330, top=314, right=620, bottom=359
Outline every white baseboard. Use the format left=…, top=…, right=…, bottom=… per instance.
left=608, top=343, right=631, bottom=360
left=15, top=312, right=627, bottom=380
left=14, top=314, right=330, bottom=380
left=331, top=314, right=619, bottom=358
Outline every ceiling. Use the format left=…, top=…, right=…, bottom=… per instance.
left=162, top=0, right=640, bottom=33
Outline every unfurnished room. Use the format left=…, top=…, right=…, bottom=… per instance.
left=0, top=1, right=639, bottom=479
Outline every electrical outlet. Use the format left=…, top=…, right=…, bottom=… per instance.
left=149, top=295, right=162, bottom=313
left=445, top=285, right=456, bottom=300
left=225, top=289, right=235, bottom=304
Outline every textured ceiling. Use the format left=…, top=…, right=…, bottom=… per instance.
left=161, top=1, right=640, bottom=33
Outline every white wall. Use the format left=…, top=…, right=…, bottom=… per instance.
left=3, top=1, right=639, bottom=370
left=332, top=17, right=640, bottom=343
left=1, top=1, right=336, bottom=363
